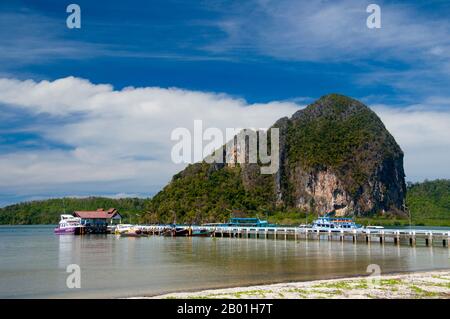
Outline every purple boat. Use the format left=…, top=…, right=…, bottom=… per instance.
left=54, top=214, right=85, bottom=235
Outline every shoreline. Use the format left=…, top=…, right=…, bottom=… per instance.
left=139, top=270, right=450, bottom=299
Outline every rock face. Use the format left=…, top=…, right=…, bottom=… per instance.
left=273, top=94, right=407, bottom=216
left=148, top=94, right=407, bottom=222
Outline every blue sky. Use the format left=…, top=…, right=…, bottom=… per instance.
left=1, top=0, right=450, bottom=206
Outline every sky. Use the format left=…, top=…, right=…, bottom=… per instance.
left=0, top=0, right=450, bottom=206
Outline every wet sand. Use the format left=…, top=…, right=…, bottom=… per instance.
left=146, top=270, right=450, bottom=299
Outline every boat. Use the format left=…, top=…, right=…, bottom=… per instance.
left=204, top=217, right=276, bottom=228
left=54, top=215, right=85, bottom=235
left=107, top=224, right=118, bottom=234
left=365, top=225, right=385, bottom=229
left=162, top=226, right=190, bottom=237
left=119, top=228, right=142, bottom=237
left=312, top=216, right=361, bottom=232
left=114, top=224, right=134, bottom=235
left=190, top=228, right=213, bottom=237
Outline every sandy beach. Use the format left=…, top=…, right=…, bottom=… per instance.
left=147, top=270, right=450, bottom=299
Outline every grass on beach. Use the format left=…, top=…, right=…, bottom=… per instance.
left=150, top=271, right=450, bottom=299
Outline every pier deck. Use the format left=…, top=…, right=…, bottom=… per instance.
left=139, top=225, right=450, bottom=247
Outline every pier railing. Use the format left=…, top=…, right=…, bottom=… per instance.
left=135, top=225, right=450, bottom=247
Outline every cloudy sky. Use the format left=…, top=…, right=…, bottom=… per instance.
left=0, top=0, right=449, bottom=206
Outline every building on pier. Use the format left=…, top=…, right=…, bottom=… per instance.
left=73, top=208, right=122, bottom=233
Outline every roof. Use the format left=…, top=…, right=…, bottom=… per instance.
left=73, top=208, right=121, bottom=219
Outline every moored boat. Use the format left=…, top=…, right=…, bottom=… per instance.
left=312, top=216, right=362, bottom=232
left=114, top=224, right=134, bottom=235
left=162, top=226, right=190, bottom=237
left=365, top=225, right=385, bottom=229
left=190, top=228, right=213, bottom=237
left=115, top=224, right=145, bottom=236
left=119, top=227, right=142, bottom=237
left=54, top=215, right=85, bottom=235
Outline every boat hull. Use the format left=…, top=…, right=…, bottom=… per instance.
left=191, top=230, right=213, bottom=237
left=163, top=228, right=190, bottom=237
left=54, top=226, right=84, bottom=235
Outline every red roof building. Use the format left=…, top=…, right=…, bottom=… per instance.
left=73, top=208, right=122, bottom=224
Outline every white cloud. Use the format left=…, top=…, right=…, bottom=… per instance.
left=0, top=12, right=106, bottom=65
left=210, top=0, right=450, bottom=64
left=207, top=0, right=450, bottom=99
left=1, top=76, right=449, bottom=205
left=374, top=104, right=450, bottom=181
left=0, top=76, right=300, bottom=202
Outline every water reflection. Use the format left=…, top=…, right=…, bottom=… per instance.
left=0, top=226, right=449, bottom=298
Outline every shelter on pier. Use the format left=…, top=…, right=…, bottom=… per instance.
left=73, top=208, right=122, bottom=233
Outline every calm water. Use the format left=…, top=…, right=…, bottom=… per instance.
left=0, top=225, right=449, bottom=298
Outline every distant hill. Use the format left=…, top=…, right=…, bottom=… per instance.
left=0, top=197, right=149, bottom=225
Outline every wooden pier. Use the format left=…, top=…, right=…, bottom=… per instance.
left=139, top=225, right=450, bottom=247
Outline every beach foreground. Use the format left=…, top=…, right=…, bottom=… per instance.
left=147, top=270, right=450, bottom=299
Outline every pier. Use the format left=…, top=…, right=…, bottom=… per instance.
left=137, top=225, right=450, bottom=248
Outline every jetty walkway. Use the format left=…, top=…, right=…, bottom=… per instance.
left=137, top=225, right=450, bottom=247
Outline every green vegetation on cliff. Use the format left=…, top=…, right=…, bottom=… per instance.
left=286, top=94, right=401, bottom=196
left=146, top=163, right=276, bottom=224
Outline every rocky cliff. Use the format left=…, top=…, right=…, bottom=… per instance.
left=147, top=94, right=406, bottom=223
left=273, top=94, right=406, bottom=216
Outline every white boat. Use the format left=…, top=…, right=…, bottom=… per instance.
left=54, top=214, right=85, bottom=235
left=312, top=216, right=361, bottom=232
left=114, top=224, right=134, bottom=235
left=365, top=225, right=385, bottom=229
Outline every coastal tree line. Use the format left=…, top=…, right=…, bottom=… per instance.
left=0, top=179, right=449, bottom=226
